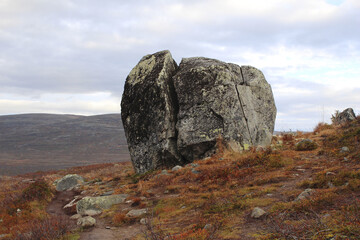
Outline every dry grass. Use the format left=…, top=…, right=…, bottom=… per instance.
left=1, top=117, right=360, bottom=239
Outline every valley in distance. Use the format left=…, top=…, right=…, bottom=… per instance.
left=0, top=113, right=130, bottom=176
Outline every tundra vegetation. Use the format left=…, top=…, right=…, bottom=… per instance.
left=0, top=116, right=360, bottom=239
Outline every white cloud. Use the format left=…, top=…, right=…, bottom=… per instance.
left=0, top=92, right=119, bottom=115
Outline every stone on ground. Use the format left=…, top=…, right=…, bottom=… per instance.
left=77, top=216, right=96, bottom=228
left=126, top=208, right=147, bottom=217
left=76, top=194, right=128, bottom=215
left=55, top=174, right=84, bottom=191
left=251, top=207, right=266, bottom=218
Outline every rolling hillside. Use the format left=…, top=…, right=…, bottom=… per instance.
left=0, top=113, right=130, bottom=175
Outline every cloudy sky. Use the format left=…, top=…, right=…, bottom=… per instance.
left=0, top=0, right=359, bottom=131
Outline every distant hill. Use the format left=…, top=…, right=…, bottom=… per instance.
left=0, top=113, right=130, bottom=176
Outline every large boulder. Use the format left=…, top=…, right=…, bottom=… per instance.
left=121, top=50, right=183, bottom=173
left=121, top=50, right=276, bottom=173
left=55, top=174, right=84, bottom=191
left=173, top=58, right=276, bottom=160
left=76, top=194, right=128, bottom=215
left=332, top=108, right=356, bottom=125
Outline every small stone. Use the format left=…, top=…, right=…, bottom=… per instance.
left=164, top=190, right=169, bottom=194
left=218, top=158, right=223, bottom=161
left=326, top=172, right=336, bottom=176
left=181, top=205, right=186, bottom=209
left=191, top=163, right=199, bottom=168
left=106, top=226, right=111, bottom=229
left=70, top=214, right=82, bottom=220
left=251, top=207, right=266, bottom=219
left=203, top=224, right=212, bottom=230
left=191, top=169, right=200, bottom=174
left=77, top=216, right=96, bottom=228
left=172, top=165, right=183, bottom=171
left=343, top=157, right=349, bottom=161
left=327, top=182, right=335, bottom=188
left=295, top=189, right=314, bottom=201
left=140, top=196, right=147, bottom=201
left=55, top=174, right=84, bottom=191
left=140, top=218, right=148, bottom=225
left=126, top=208, right=147, bottom=217
left=295, top=139, right=317, bottom=151
left=266, top=193, right=273, bottom=197
left=341, top=147, right=350, bottom=153
left=159, top=170, right=171, bottom=176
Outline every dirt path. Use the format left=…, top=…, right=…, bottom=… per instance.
left=46, top=190, right=77, bottom=217
left=79, top=218, right=145, bottom=240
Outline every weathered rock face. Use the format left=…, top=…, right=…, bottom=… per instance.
left=173, top=58, right=276, bottom=160
left=121, top=50, right=182, bottom=173
left=121, top=50, right=276, bottom=173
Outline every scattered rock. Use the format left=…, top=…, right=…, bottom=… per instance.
left=55, top=174, right=84, bottom=191
left=159, top=170, right=171, bottom=176
left=340, top=147, right=350, bottom=153
left=332, top=108, right=356, bottom=125
left=76, top=194, right=128, bottom=215
left=191, top=169, right=200, bottom=174
left=172, top=165, right=183, bottom=171
left=140, top=218, right=148, bottom=225
left=204, top=224, right=212, bottom=230
left=0, top=234, right=10, bottom=239
left=121, top=50, right=276, bottom=173
left=295, top=139, right=317, bottom=151
left=77, top=216, right=96, bottom=228
left=191, top=163, right=199, bottom=168
left=327, top=182, right=335, bottom=188
left=251, top=207, right=266, bottom=218
left=126, top=208, right=148, bottom=217
left=295, top=189, right=314, bottom=201
left=70, top=214, right=82, bottom=220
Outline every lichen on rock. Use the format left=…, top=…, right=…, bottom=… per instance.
left=121, top=50, right=277, bottom=173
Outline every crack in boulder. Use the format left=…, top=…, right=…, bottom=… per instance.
left=121, top=50, right=276, bottom=173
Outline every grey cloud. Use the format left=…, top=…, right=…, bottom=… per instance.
left=0, top=0, right=359, bottom=130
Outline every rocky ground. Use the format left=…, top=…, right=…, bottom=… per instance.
left=1, top=117, right=360, bottom=239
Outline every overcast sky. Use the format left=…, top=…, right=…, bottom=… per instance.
left=0, top=0, right=359, bottom=131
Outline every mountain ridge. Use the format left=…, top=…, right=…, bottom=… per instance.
left=0, top=113, right=129, bottom=176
